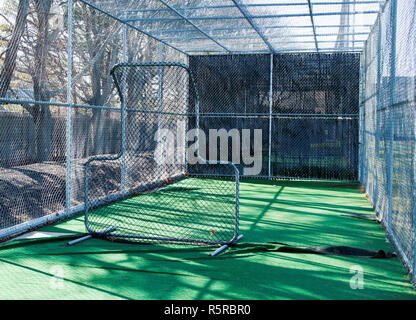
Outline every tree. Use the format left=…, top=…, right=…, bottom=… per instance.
left=28, top=0, right=54, bottom=162
left=71, top=2, right=122, bottom=156
left=0, top=0, right=29, bottom=97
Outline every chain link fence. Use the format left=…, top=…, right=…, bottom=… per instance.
left=78, top=62, right=240, bottom=246
left=0, top=0, right=361, bottom=243
left=359, top=0, right=416, bottom=286
left=4, top=0, right=412, bottom=270
left=0, top=0, right=189, bottom=240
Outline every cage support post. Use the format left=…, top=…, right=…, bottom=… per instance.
left=387, top=0, right=397, bottom=234
left=268, top=53, right=273, bottom=179
left=121, top=17, right=127, bottom=196
left=373, top=14, right=383, bottom=209
left=210, top=234, right=244, bottom=257
left=67, top=227, right=117, bottom=246
left=65, top=0, right=73, bottom=218
left=157, top=43, right=164, bottom=183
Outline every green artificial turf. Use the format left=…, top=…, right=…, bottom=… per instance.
left=86, top=178, right=237, bottom=244
left=1, top=179, right=415, bottom=300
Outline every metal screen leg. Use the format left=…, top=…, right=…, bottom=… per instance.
left=67, top=227, right=117, bottom=246
left=210, top=234, right=244, bottom=257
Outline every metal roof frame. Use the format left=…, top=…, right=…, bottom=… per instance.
left=230, top=0, right=275, bottom=53
left=125, top=10, right=380, bottom=22
left=82, top=0, right=384, bottom=56
left=155, top=0, right=232, bottom=53
left=123, top=1, right=383, bottom=14
left=79, top=0, right=188, bottom=56
left=307, top=0, right=320, bottom=52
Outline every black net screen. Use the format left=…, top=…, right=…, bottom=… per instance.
left=189, top=53, right=360, bottom=180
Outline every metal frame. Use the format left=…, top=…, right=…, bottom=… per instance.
left=125, top=11, right=380, bottom=22
left=231, top=0, right=274, bottom=53
left=153, top=32, right=370, bottom=43
left=0, top=0, right=381, bottom=244
left=373, top=11, right=383, bottom=212
left=359, top=0, right=416, bottom=288
left=387, top=0, right=397, bottom=234
left=121, top=15, right=127, bottom=196
left=81, top=0, right=381, bottom=56
left=148, top=26, right=374, bottom=39
left=66, top=0, right=73, bottom=217
left=157, top=44, right=164, bottom=183
left=124, top=2, right=383, bottom=14
left=67, top=62, right=243, bottom=256
left=118, top=0, right=380, bottom=55
left=78, top=0, right=188, bottom=56
left=156, top=0, right=232, bottom=53
left=185, top=48, right=364, bottom=55
left=268, top=54, right=273, bottom=179
left=307, top=0, right=320, bottom=53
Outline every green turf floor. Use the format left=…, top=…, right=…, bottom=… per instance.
left=1, top=179, right=415, bottom=300
left=86, top=178, right=237, bottom=243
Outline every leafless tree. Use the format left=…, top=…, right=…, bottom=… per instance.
left=0, top=0, right=29, bottom=97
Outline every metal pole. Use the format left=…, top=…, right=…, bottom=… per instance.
left=181, top=56, right=189, bottom=172
left=307, top=0, right=319, bottom=52
left=352, top=0, right=357, bottom=50
left=387, top=0, right=397, bottom=234
left=210, top=234, right=244, bottom=257
left=157, top=43, right=164, bottom=183
left=268, top=54, right=273, bottom=179
left=124, top=11, right=380, bottom=22
left=374, top=15, right=382, bottom=210
left=78, top=0, right=187, bottom=56
left=183, top=54, right=190, bottom=173
left=121, top=19, right=127, bottom=195
left=66, top=0, right=73, bottom=216
left=231, top=0, right=275, bottom=53
left=157, top=0, right=232, bottom=53
left=413, top=105, right=416, bottom=284
left=359, top=44, right=367, bottom=184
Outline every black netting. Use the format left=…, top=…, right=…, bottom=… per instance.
left=272, top=54, right=360, bottom=115
left=189, top=53, right=360, bottom=180
left=83, top=63, right=239, bottom=245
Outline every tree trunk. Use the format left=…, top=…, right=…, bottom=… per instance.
left=82, top=6, right=120, bottom=156
left=33, top=105, right=53, bottom=162
left=31, top=0, right=53, bottom=162
left=0, top=0, right=29, bottom=97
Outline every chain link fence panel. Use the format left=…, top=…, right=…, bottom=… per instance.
left=360, top=0, right=416, bottom=285
left=1, top=0, right=413, bottom=287
left=79, top=62, right=240, bottom=246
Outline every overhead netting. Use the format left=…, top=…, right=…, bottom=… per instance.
left=82, top=0, right=381, bottom=55
left=359, top=0, right=416, bottom=285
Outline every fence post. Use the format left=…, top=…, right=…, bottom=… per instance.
left=157, top=43, right=164, bottom=183
left=374, top=15, right=382, bottom=212
left=413, top=99, right=416, bottom=285
left=387, top=0, right=397, bottom=234
left=66, top=0, right=73, bottom=216
left=268, top=54, right=273, bottom=179
left=359, top=44, right=367, bottom=184
left=121, top=19, right=127, bottom=195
